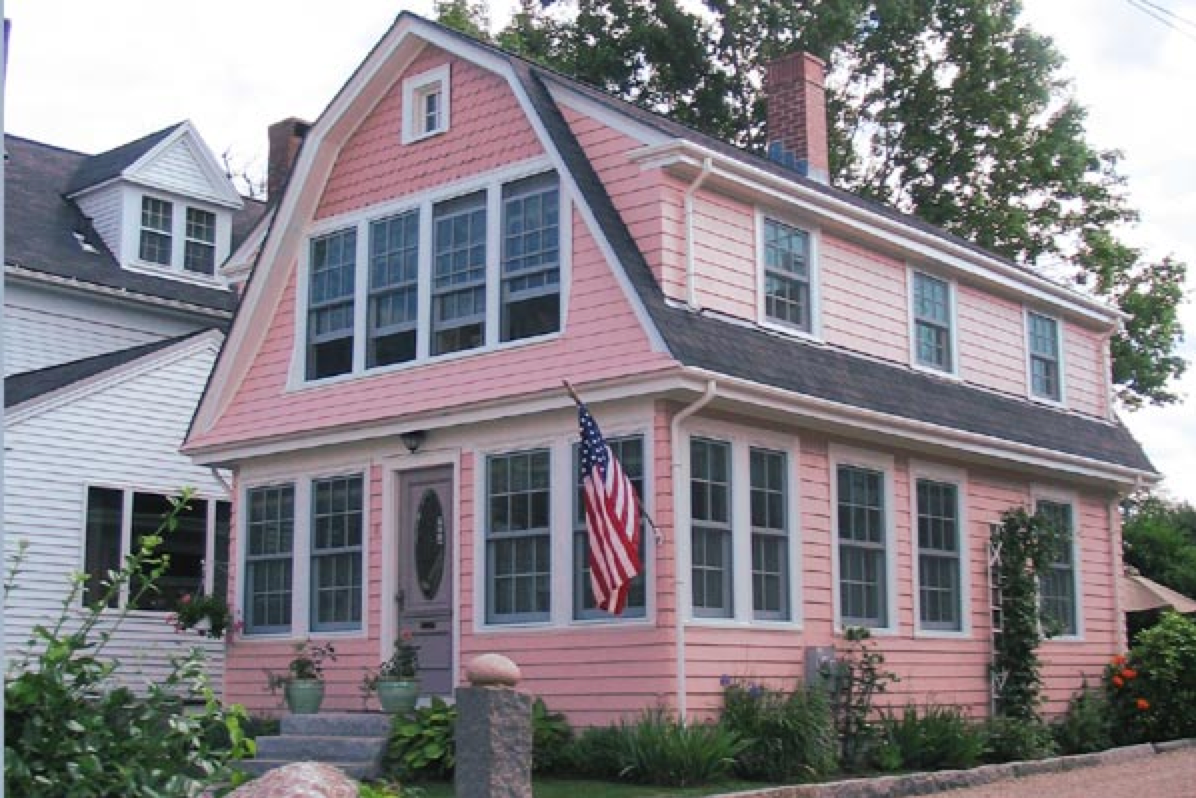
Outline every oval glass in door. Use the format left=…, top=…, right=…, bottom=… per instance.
left=414, top=489, right=446, bottom=600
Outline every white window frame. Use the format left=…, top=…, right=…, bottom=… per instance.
left=292, top=159, right=569, bottom=390
left=243, top=482, right=297, bottom=635
left=1031, top=487, right=1084, bottom=641
left=908, top=461, right=971, bottom=638
left=1025, top=309, right=1066, bottom=406
left=183, top=206, right=218, bottom=275
left=402, top=64, right=452, bottom=144
left=238, top=463, right=371, bottom=641
left=680, top=420, right=803, bottom=629
left=908, top=268, right=959, bottom=376
left=756, top=208, right=822, bottom=341
left=829, top=444, right=897, bottom=635
left=129, top=191, right=228, bottom=285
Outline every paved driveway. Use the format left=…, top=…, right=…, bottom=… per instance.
left=937, top=749, right=1196, bottom=798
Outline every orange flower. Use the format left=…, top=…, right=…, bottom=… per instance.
left=1122, top=668, right=1137, bottom=680
left=1112, top=655, right=1128, bottom=667
left=1137, top=698, right=1150, bottom=711
left=1112, top=675, right=1125, bottom=688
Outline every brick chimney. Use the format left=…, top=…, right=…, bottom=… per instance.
left=267, top=117, right=311, bottom=201
left=764, top=52, right=829, bottom=183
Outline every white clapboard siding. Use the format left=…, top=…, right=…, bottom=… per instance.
left=4, top=282, right=204, bottom=375
left=75, top=183, right=126, bottom=262
left=3, top=335, right=229, bottom=691
left=138, top=136, right=229, bottom=206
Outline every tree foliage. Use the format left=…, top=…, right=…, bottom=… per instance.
left=439, top=0, right=1187, bottom=408
left=1123, top=495, right=1196, bottom=599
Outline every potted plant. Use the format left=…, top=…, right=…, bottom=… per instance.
left=268, top=640, right=337, bottom=714
left=169, top=592, right=233, bottom=639
left=363, top=629, right=420, bottom=713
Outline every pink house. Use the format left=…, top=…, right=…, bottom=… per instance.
left=186, top=14, right=1155, bottom=725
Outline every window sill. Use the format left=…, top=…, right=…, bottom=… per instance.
left=402, top=127, right=448, bottom=146
left=913, top=627, right=972, bottom=640
left=125, top=259, right=226, bottom=288
left=759, top=317, right=821, bottom=344
left=911, top=362, right=961, bottom=381
left=686, top=617, right=804, bottom=631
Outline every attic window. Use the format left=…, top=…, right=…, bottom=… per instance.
left=402, top=65, right=451, bottom=144
left=184, top=208, right=217, bottom=275
left=140, top=197, right=173, bottom=265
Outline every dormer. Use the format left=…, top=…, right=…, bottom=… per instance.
left=65, top=121, right=244, bottom=285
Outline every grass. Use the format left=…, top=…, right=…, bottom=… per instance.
left=410, top=778, right=769, bottom=797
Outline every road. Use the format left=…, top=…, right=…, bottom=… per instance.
left=937, top=749, right=1196, bottom=798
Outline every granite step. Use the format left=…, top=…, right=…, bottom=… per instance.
left=255, top=734, right=386, bottom=762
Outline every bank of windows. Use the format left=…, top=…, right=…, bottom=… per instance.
left=138, top=196, right=218, bottom=276
left=242, top=475, right=364, bottom=635
left=913, top=272, right=954, bottom=372
left=1028, top=311, right=1062, bottom=401
left=1036, top=499, right=1078, bottom=636
left=915, top=478, right=963, bottom=632
left=836, top=464, right=889, bottom=628
left=762, top=218, right=813, bottom=334
left=82, top=487, right=230, bottom=610
left=306, top=171, right=562, bottom=381
left=689, top=438, right=793, bottom=622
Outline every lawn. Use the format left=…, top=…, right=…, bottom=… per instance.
left=412, top=778, right=769, bottom=797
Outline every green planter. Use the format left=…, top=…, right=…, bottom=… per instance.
left=376, top=679, right=419, bottom=713
left=284, top=679, right=325, bottom=714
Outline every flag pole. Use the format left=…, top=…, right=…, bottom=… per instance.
left=563, top=380, right=664, bottom=545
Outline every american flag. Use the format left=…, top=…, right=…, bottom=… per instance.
left=578, top=403, right=642, bottom=614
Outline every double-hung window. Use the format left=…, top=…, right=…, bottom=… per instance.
left=916, top=479, right=962, bottom=631
left=690, top=438, right=732, bottom=617
left=573, top=436, right=646, bottom=619
left=244, top=484, right=295, bottom=634
left=750, top=448, right=789, bottom=620
left=501, top=174, right=561, bottom=342
left=184, top=208, right=217, bottom=275
left=913, top=272, right=953, bottom=371
left=837, top=465, right=888, bottom=628
left=432, top=192, right=487, bottom=356
left=486, top=450, right=552, bottom=623
left=310, top=475, right=364, bottom=631
left=368, top=211, right=420, bottom=367
left=140, top=197, right=173, bottom=266
left=763, top=218, right=812, bottom=332
left=1028, top=312, right=1062, bottom=401
left=307, top=229, right=357, bottom=379
left=1036, top=499, right=1077, bottom=636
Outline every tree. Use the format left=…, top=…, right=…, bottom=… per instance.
left=463, top=0, right=1187, bottom=408
left=1123, top=495, right=1196, bottom=599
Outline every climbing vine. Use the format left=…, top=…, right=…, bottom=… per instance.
left=990, top=508, right=1069, bottom=721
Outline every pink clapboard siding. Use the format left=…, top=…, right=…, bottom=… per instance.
left=958, top=284, right=1026, bottom=396
left=1064, top=324, right=1109, bottom=418
left=820, top=234, right=909, bottom=363
left=317, top=47, right=543, bottom=220
left=690, top=191, right=757, bottom=318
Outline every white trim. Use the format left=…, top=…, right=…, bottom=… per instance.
left=1025, top=307, right=1067, bottom=408
left=1030, top=485, right=1085, bottom=642
left=547, top=81, right=672, bottom=149
left=908, top=267, right=960, bottom=378
left=3, top=265, right=232, bottom=322
left=908, top=460, right=972, bottom=639
left=829, top=443, right=898, bottom=635
left=756, top=208, right=823, bottom=342
left=401, top=64, right=452, bottom=144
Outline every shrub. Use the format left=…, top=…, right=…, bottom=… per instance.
left=383, top=696, right=458, bottom=781
left=532, top=697, right=574, bottom=774
left=826, top=626, right=899, bottom=768
left=1052, top=685, right=1112, bottom=754
left=612, top=708, right=747, bottom=786
left=877, top=704, right=985, bottom=771
left=1107, top=612, right=1196, bottom=743
left=720, top=679, right=837, bottom=782
left=981, top=716, right=1057, bottom=763
left=561, top=724, right=626, bottom=779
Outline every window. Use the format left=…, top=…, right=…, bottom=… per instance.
left=184, top=208, right=217, bottom=275
left=486, top=450, right=551, bottom=623
left=501, top=174, right=561, bottom=341
left=402, top=65, right=451, bottom=143
left=1028, top=312, right=1061, bottom=401
left=750, top=448, right=789, bottom=620
left=916, top=479, right=961, bottom=631
left=763, top=218, right=812, bottom=332
left=691, top=438, right=732, bottom=617
left=307, top=228, right=357, bottom=379
left=82, top=487, right=228, bottom=611
left=368, top=211, right=420, bottom=367
left=432, top=193, right=487, bottom=356
left=245, top=485, right=295, bottom=633
left=1037, top=499, right=1077, bottom=636
left=310, top=476, right=364, bottom=631
left=139, top=196, right=173, bottom=266
left=913, top=272, right=953, bottom=371
left=573, top=436, right=646, bottom=619
left=837, top=465, right=888, bottom=628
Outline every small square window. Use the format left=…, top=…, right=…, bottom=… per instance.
left=402, top=65, right=451, bottom=144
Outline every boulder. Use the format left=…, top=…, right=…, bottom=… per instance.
left=225, top=762, right=358, bottom=798
left=465, top=653, right=521, bottom=687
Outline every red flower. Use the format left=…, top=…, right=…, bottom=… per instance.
left=180, top=594, right=192, bottom=604
left=1122, top=668, right=1137, bottom=680
left=1111, top=655, right=1128, bottom=667
left=1137, top=698, right=1150, bottom=711
left=1112, top=675, right=1125, bottom=688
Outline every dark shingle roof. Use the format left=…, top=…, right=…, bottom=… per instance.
left=64, top=122, right=181, bottom=195
left=3, top=134, right=262, bottom=313
left=5, top=331, right=207, bottom=409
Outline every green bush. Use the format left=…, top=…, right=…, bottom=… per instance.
left=981, top=716, right=1057, bottom=763
left=720, top=679, right=837, bottom=782
left=1107, top=612, right=1196, bottom=743
left=384, top=697, right=458, bottom=781
left=4, top=495, right=254, bottom=797
left=826, top=627, right=899, bottom=768
left=561, top=724, right=627, bottom=779
left=877, top=704, right=985, bottom=771
left=532, top=697, right=574, bottom=774
left=610, top=708, right=747, bottom=786
left=1052, top=686, right=1112, bottom=754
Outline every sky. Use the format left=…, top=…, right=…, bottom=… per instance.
left=5, top=0, right=1194, bottom=503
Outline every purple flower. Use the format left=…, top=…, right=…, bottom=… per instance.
left=748, top=683, right=763, bottom=697
left=720, top=674, right=732, bottom=687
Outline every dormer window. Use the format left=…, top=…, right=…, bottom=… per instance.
left=184, top=208, right=217, bottom=275
left=402, top=65, right=451, bottom=144
left=140, top=197, right=173, bottom=266
left=133, top=194, right=226, bottom=280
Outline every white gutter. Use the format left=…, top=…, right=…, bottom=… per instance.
left=684, top=158, right=713, bottom=310
left=670, top=379, right=717, bottom=721
left=4, top=264, right=232, bottom=320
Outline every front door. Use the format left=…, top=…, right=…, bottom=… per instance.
left=397, top=467, right=454, bottom=696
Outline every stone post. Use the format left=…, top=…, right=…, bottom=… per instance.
left=454, top=654, right=532, bottom=798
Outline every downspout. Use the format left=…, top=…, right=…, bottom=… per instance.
left=1109, top=495, right=1125, bottom=651
left=670, top=379, right=717, bottom=721
left=684, top=158, right=714, bottom=311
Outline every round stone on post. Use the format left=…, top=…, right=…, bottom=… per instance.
left=456, top=654, right=532, bottom=798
